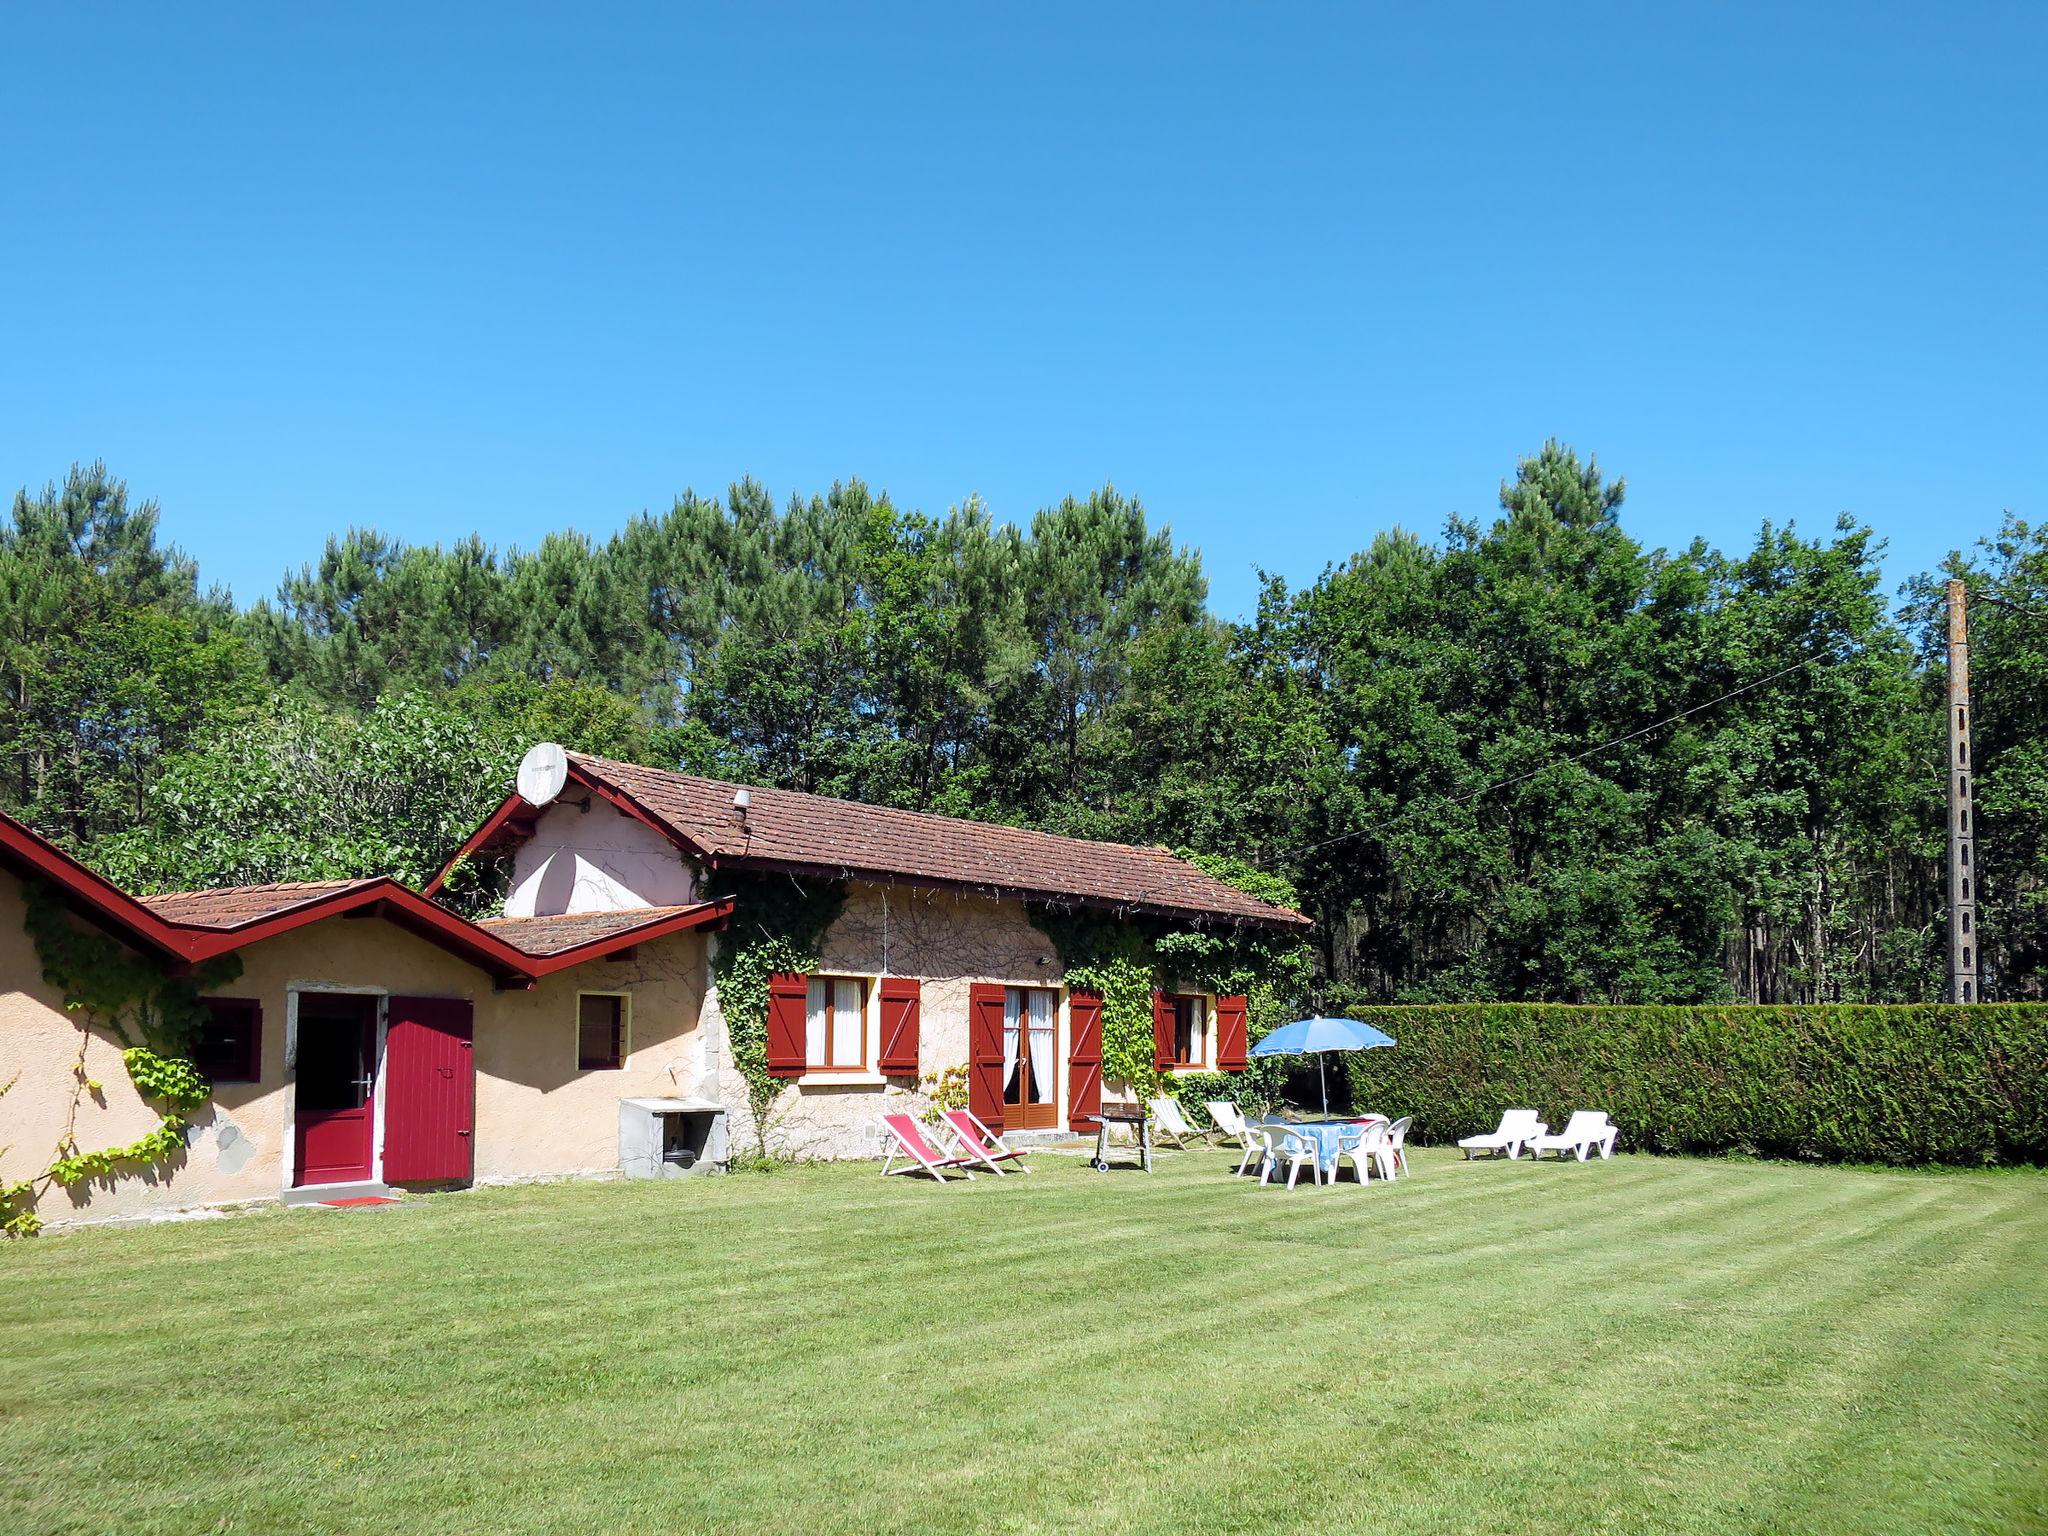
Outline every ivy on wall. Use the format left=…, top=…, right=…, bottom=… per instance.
left=1032, top=853, right=1313, bottom=1114
left=708, top=872, right=847, bottom=1160
left=2, top=880, right=237, bottom=1236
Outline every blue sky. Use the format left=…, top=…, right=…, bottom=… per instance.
left=3, top=3, right=2042, bottom=619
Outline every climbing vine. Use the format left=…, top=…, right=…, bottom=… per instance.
left=709, top=872, right=847, bottom=1159
left=1031, top=853, right=1313, bottom=1115
left=2, top=880, right=239, bottom=1236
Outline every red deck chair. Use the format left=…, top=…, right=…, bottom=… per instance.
left=879, top=1113, right=977, bottom=1182
left=939, top=1109, right=1033, bottom=1175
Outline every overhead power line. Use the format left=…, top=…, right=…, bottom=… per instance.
left=1287, top=648, right=1837, bottom=862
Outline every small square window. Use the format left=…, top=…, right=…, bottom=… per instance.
left=192, top=998, right=262, bottom=1084
left=578, top=994, right=628, bottom=1071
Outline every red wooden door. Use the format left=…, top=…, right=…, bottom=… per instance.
left=383, top=996, right=476, bottom=1183
left=293, top=993, right=379, bottom=1187
left=968, top=982, right=1007, bottom=1131
left=1068, top=990, right=1103, bottom=1130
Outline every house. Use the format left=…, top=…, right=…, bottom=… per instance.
left=434, top=748, right=1309, bottom=1159
left=1, top=746, right=1305, bottom=1228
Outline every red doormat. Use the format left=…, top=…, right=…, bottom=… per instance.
left=320, top=1196, right=400, bottom=1207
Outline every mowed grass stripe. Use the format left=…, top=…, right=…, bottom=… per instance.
left=2, top=1151, right=2043, bottom=1536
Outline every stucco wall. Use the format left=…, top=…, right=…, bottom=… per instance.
left=470, top=932, right=709, bottom=1182
left=505, top=799, right=696, bottom=915
left=0, top=872, right=180, bottom=1227
left=732, top=882, right=1069, bottom=1161
left=2, top=867, right=717, bottom=1227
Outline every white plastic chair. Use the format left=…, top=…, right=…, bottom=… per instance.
left=1458, top=1108, right=1547, bottom=1160
left=1382, top=1115, right=1413, bottom=1177
left=1258, top=1123, right=1324, bottom=1188
left=1334, top=1120, right=1396, bottom=1184
left=1529, top=1110, right=1618, bottom=1161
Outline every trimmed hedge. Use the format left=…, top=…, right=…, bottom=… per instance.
left=1344, top=1004, right=2048, bottom=1167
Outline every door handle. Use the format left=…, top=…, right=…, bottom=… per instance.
left=456, top=1129, right=472, bottom=1137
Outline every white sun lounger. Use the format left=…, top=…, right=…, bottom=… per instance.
left=1529, top=1110, right=1618, bottom=1161
left=1458, top=1108, right=1547, bottom=1160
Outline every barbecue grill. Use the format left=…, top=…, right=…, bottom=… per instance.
left=1088, top=1103, right=1153, bottom=1173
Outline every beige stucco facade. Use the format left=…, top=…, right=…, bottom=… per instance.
left=4, top=818, right=1245, bottom=1227
left=1, top=864, right=716, bottom=1229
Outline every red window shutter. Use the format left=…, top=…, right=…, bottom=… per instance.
left=877, top=977, right=921, bottom=1075
left=382, top=997, right=475, bottom=1183
left=1153, top=990, right=1176, bottom=1071
left=968, top=982, right=1007, bottom=1131
left=1067, top=989, right=1103, bottom=1130
left=766, top=972, right=809, bottom=1078
left=1216, top=994, right=1249, bottom=1072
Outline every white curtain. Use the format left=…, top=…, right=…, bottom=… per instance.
left=1002, top=989, right=1021, bottom=1088
left=833, top=978, right=863, bottom=1067
left=1026, top=989, right=1054, bottom=1104
left=806, top=978, right=827, bottom=1066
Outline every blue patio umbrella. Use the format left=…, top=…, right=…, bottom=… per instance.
left=1249, top=1016, right=1397, bottom=1114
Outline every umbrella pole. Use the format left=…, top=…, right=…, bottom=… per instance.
left=1319, top=1056, right=1328, bottom=1115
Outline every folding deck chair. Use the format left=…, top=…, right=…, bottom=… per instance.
left=879, top=1112, right=977, bottom=1182
left=939, top=1109, right=1033, bottom=1174
left=1147, top=1095, right=1211, bottom=1149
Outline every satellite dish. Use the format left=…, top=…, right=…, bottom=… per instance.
left=517, top=742, right=569, bottom=807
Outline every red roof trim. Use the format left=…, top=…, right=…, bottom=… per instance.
left=3, top=807, right=730, bottom=986
left=423, top=765, right=717, bottom=896
left=420, top=795, right=539, bottom=897
left=0, top=808, right=204, bottom=963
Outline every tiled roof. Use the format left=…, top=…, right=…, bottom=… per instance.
left=137, top=880, right=380, bottom=929
left=566, top=752, right=1311, bottom=930
left=476, top=904, right=723, bottom=957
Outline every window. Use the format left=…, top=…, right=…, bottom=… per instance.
left=577, top=993, right=629, bottom=1071
left=1171, top=994, right=1209, bottom=1068
left=192, top=998, right=262, bottom=1084
left=806, top=976, right=868, bottom=1070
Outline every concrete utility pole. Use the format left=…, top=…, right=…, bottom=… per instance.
left=1947, top=578, right=1980, bottom=1003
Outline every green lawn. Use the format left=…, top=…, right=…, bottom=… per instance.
left=3, top=1149, right=2044, bottom=1536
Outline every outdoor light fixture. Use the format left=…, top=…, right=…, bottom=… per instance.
left=732, top=788, right=751, bottom=828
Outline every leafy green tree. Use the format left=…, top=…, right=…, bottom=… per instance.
left=97, top=692, right=519, bottom=895
left=0, top=463, right=259, bottom=844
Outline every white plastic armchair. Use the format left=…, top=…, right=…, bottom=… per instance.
left=1258, top=1122, right=1324, bottom=1188
left=1530, top=1110, right=1618, bottom=1162
left=1334, top=1120, right=1396, bottom=1184
left=1382, top=1115, right=1413, bottom=1177
left=1458, top=1108, right=1547, bottom=1160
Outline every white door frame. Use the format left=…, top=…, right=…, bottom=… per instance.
left=281, top=982, right=390, bottom=1190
